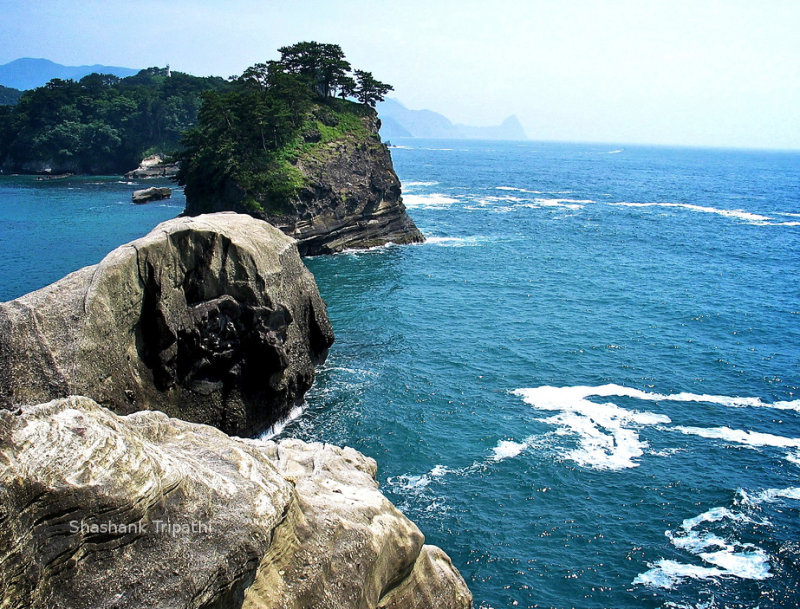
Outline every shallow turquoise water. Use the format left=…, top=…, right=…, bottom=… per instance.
left=2, top=142, right=799, bottom=608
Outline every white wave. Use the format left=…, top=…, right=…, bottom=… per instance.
left=607, top=149, right=624, bottom=154
left=636, top=503, right=772, bottom=589
left=519, top=383, right=800, bottom=412
left=425, top=235, right=488, bottom=247
left=739, top=486, right=800, bottom=505
left=533, top=197, right=594, bottom=209
left=699, top=547, right=771, bottom=579
left=787, top=451, right=800, bottom=466
left=402, top=193, right=459, bottom=209
left=611, top=201, right=773, bottom=224
left=491, top=439, right=529, bottom=461
left=512, top=383, right=800, bottom=469
left=476, top=195, right=525, bottom=204
left=673, top=425, right=800, bottom=449
left=763, top=220, right=800, bottom=227
left=258, top=405, right=303, bottom=440
left=389, top=144, right=412, bottom=149
left=494, top=186, right=543, bottom=193
left=680, top=506, right=749, bottom=531
left=386, top=473, right=431, bottom=490
left=512, top=385, right=670, bottom=470
left=633, top=560, right=726, bottom=589
left=338, top=242, right=397, bottom=255
left=403, top=180, right=439, bottom=187
left=777, top=211, right=800, bottom=218
left=429, top=464, right=450, bottom=477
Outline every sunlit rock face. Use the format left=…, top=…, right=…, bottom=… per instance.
left=0, top=397, right=473, bottom=609
left=0, top=213, right=334, bottom=436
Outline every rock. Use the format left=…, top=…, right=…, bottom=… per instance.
left=132, top=186, right=172, bottom=203
left=184, top=108, right=424, bottom=256
left=0, top=213, right=334, bottom=436
left=125, top=154, right=180, bottom=179
left=0, top=396, right=473, bottom=609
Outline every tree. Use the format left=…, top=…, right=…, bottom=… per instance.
left=277, top=41, right=351, bottom=98
left=353, top=70, right=393, bottom=107
left=334, top=73, right=356, bottom=100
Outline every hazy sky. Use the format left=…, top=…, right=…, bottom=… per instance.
left=2, top=0, right=799, bottom=149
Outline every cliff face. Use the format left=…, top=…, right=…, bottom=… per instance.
left=184, top=110, right=424, bottom=256
left=0, top=396, right=473, bottom=609
left=0, top=213, right=334, bottom=436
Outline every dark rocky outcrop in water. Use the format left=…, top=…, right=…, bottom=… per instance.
left=184, top=112, right=424, bottom=256
left=0, top=396, right=473, bottom=609
left=0, top=213, right=334, bottom=436
left=132, top=186, right=171, bottom=203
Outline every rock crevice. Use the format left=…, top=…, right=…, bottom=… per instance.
left=0, top=213, right=334, bottom=436
left=0, top=397, right=473, bottom=609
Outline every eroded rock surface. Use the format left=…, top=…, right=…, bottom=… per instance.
left=0, top=213, right=334, bottom=436
left=0, top=397, right=473, bottom=609
left=184, top=110, right=423, bottom=256
left=132, top=186, right=172, bottom=203
left=125, top=154, right=180, bottom=179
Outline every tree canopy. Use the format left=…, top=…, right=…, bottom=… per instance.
left=177, top=41, right=391, bottom=212
left=276, top=41, right=392, bottom=106
left=0, top=42, right=393, bottom=176
left=0, top=67, right=229, bottom=174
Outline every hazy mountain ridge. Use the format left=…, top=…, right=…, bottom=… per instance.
left=0, top=58, right=139, bottom=90
left=378, top=98, right=527, bottom=140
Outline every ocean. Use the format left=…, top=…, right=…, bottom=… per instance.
left=1, top=141, right=799, bottom=608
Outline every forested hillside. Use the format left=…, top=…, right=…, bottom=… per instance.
left=0, top=68, right=229, bottom=174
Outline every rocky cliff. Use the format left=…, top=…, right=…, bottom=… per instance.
left=0, top=213, right=334, bottom=436
left=0, top=396, right=473, bottom=609
left=183, top=109, right=424, bottom=256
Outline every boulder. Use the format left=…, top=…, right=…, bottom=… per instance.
left=132, top=186, right=172, bottom=203
left=125, top=154, right=180, bottom=179
left=0, top=396, right=473, bottom=609
left=0, top=213, right=334, bottom=436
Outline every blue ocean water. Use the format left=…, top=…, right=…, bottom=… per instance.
left=2, top=142, right=799, bottom=608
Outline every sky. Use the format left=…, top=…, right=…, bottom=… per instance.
left=1, top=0, right=799, bottom=149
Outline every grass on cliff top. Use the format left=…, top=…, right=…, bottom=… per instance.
left=180, top=92, right=383, bottom=215
left=279, top=99, right=379, bottom=165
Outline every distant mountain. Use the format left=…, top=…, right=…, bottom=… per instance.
left=0, top=84, right=22, bottom=105
left=0, top=58, right=139, bottom=90
left=377, top=98, right=527, bottom=140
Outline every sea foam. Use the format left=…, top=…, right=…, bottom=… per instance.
left=512, top=385, right=670, bottom=470
left=611, top=201, right=774, bottom=225
left=402, top=193, right=460, bottom=209
left=635, top=503, right=772, bottom=589
left=673, top=425, right=800, bottom=449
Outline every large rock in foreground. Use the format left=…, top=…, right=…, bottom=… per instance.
left=0, top=397, right=473, bottom=609
left=0, top=213, right=334, bottom=436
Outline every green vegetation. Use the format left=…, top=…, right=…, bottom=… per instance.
left=178, top=42, right=392, bottom=212
left=0, top=68, right=229, bottom=174
left=0, top=85, right=22, bottom=106
left=0, top=41, right=392, bottom=187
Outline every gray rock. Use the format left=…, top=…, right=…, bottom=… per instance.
left=184, top=110, right=424, bottom=256
left=0, top=213, right=334, bottom=436
left=0, top=396, right=473, bottom=609
left=125, top=154, right=180, bottom=179
left=132, top=186, right=172, bottom=203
